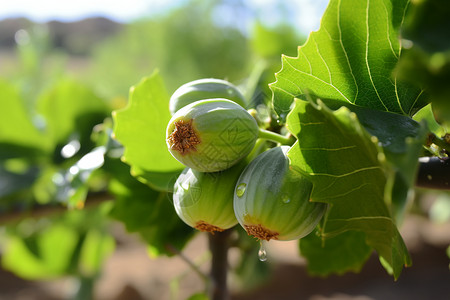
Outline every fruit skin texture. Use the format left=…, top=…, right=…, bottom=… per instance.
left=166, top=99, right=259, bottom=173
left=173, top=161, right=246, bottom=232
left=233, top=146, right=327, bottom=241
left=169, top=78, right=247, bottom=115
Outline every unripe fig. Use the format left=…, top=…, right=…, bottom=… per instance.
left=173, top=161, right=246, bottom=233
left=234, top=146, right=327, bottom=241
left=169, top=78, right=247, bottom=115
left=166, top=99, right=259, bottom=172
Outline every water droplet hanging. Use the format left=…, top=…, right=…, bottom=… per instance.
left=258, top=240, right=267, bottom=262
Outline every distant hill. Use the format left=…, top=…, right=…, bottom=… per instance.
left=0, top=17, right=122, bottom=55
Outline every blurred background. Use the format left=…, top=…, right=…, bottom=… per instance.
left=0, top=0, right=326, bottom=101
left=0, top=0, right=449, bottom=299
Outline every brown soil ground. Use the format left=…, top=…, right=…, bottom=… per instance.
left=0, top=215, right=449, bottom=300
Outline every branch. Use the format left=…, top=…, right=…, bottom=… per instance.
left=165, top=243, right=208, bottom=281
left=416, top=156, right=450, bottom=190
left=0, top=191, right=112, bottom=225
left=208, top=229, right=232, bottom=300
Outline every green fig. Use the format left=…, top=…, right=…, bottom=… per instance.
left=169, top=78, right=247, bottom=115
left=173, top=161, right=246, bottom=233
left=234, top=146, right=327, bottom=241
left=166, top=99, right=259, bottom=172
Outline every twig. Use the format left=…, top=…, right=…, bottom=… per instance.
left=208, top=229, right=232, bottom=300
left=429, top=133, right=450, bottom=154
left=0, top=191, right=112, bottom=225
left=416, top=156, right=450, bottom=190
left=165, top=243, right=209, bottom=281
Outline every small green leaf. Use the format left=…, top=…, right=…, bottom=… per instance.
left=0, top=166, right=39, bottom=198
left=413, top=104, right=443, bottom=136
left=299, top=230, right=372, bottom=276
left=2, top=206, right=114, bottom=280
left=271, top=0, right=427, bottom=120
left=131, top=166, right=181, bottom=192
left=2, top=224, right=79, bottom=279
left=62, top=146, right=107, bottom=208
left=78, top=229, right=115, bottom=277
left=37, top=79, right=109, bottom=148
left=111, top=191, right=194, bottom=256
left=287, top=99, right=411, bottom=279
left=187, top=293, right=210, bottom=300
left=108, top=158, right=193, bottom=255
left=112, top=71, right=184, bottom=190
left=0, top=79, right=51, bottom=158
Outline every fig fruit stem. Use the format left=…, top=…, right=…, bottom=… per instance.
left=258, top=128, right=294, bottom=145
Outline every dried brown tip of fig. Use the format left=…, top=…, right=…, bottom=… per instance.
left=167, top=119, right=200, bottom=154
left=195, top=220, right=225, bottom=233
left=244, top=224, right=279, bottom=241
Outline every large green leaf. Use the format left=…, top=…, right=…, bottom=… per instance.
left=270, top=0, right=427, bottom=120
left=299, top=230, right=372, bottom=276
left=287, top=99, right=411, bottom=279
left=112, top=71, right=184, bottom=190
left=320, top=98, right=427, bottom=221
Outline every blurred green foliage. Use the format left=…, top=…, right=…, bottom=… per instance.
left=87, top=0, right=252, bottom=99
left=397, top=0, right=450, bottom=126
left=0, top=0, right=305, bottom=297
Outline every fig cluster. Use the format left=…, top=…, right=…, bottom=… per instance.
left=166, top=79, right=327, bottom=241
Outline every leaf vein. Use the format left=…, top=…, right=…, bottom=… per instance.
left=408, top=89, right=425, bottom=116
left=308, top=165, right=382, bottom=178
left=382, top=0, right=398, bottom=59
left=365, top=0, right=389, bottom=111
left=283, top=55, right=352, bottom=103
left=299, top=49, right=312, bottom=74
left=314, top=38, right=332, bottom=83
left=301, top=145, right=357, bottom=151
left=317, top=183, right=372, bottom=200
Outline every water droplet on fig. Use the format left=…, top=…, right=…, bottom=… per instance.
left=276, top=113, right=287, bottom=124
left=258, top=240, right=267, bottom=262
left=236, top=183, right=247, bottom=197
left=181, top=182, right=190, bottom=191
left=281, top=194, right=291, bottom=204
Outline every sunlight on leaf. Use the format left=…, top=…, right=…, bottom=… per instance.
left=112, top=70, right=184, bottom=190
left=271, top=0, right=427, bottom=120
